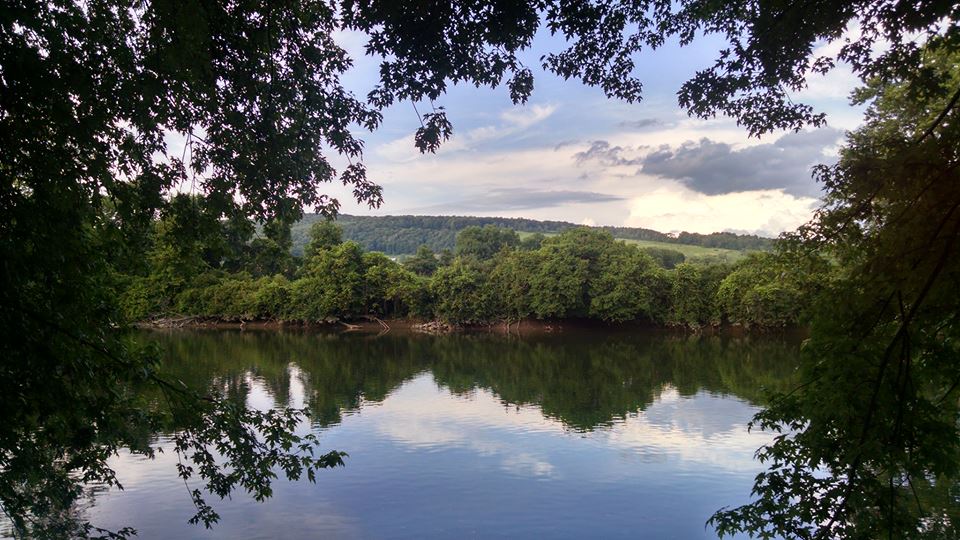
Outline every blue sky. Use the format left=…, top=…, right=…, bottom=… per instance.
left=326, top=27, right=864, bottom=237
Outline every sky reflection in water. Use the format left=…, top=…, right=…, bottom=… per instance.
left=78, top=330, right=799, bottom=539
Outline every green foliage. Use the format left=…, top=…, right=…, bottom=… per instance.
left=247, top=218, right=298, bottom=278
left=488, top=250, right=540, bottom=321
left=431, top=260, right=499, bottom=324
left=118, top=275, right=164, bottom=322
left=437, top=249, right=455, bottom=267
left=641, top=247, right=686, bottom=269
left=519, top=232, right=546, bottom=251
left=293, top=242, right=368, bottom=320
left=304, top=220, right=344, bottom=259
left=126, top=222, right=784, bottom=329
left=668, top=263, right=709, bottom=327
left=362, top=251, right=422, bottom=316
left=711, top=44, right=960, bottom=539
left=176, top=273, right=286, bottom=321
left=528, top=229, right=602, bottom=318
left=290, top=213, right=773, bottom=255
left=170, top=402, right=347, bottom=529
left=152, top=234, right=431, bottom=324
left=403, top=245, right=440, bottom=276
left=250, top=275, right=293, bottom=320
left=715, top=252, right=825, bottom=328
left=587, top=245, right=659, bottom=322
left=454, top=225, right=520, bottom=260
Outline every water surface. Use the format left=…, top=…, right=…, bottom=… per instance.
left=57, top=330, right=802, bottom=538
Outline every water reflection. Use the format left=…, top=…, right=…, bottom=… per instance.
left=79, top=330, right=800, bottom=539
left=155, top=330, right=799, bottom=431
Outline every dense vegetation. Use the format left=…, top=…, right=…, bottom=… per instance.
left=120, top=218, right=819, bottom=329
left=3, top=1, right=958, bottom=539
left=289, top=214, right=773, bottom=256
left=709, top=46, right=960, bottom=540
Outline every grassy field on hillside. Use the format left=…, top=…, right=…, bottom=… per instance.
left=618, top=238, right=749, bottom=262
left=517, top=231, right=751, bottom=263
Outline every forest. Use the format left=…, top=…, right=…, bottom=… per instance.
left=289, top=213, right=774, bottom=255
left=119, top=215, right=818, bottom=329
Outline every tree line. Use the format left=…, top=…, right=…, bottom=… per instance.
left=290, top=213, right=774, bottom=256
left=120, top=216, right=822, bottom=329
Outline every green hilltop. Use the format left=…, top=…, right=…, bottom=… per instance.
left=291, top=214, right=773, bottom=262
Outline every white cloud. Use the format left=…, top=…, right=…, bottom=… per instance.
left=500, top=103, right=557, bottom=128
left=368, top=376, right=560, bottom=479
left=597, top=388, right=769, bottom=471
left=626, top=187, right=818, bottom=236
left=360, top=375, right=770, bottom=476
left=797, top=65, right=860, bottom=101
left=342, top=113, right=833, bottom=238
left=501, top=453, right=556, bottom=477
left=345, top=135, right=822, bottom=237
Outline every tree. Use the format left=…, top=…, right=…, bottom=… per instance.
left=641, top=247, right=685, bottom=269
left=0, top=1, right=505, bottom=533
left=431, top=259, right=499, bottom=324
left=519, top=232, right=546, bottom=251
left=530, top=230, right=597, bottom=318
left=304, top=220, right=344, bottom=260
left=454, top=225, right=520, bottom=261
left=489, top=249, right=542, bottom=322
left=403, top=245, right=440, bottom=276
left=362, top=253, right=423, bottom=317
left=529, top=228, right=628, bottom=319
left=437, top=249, right=455, bottom=267
left=294, top=241, right=368, bottom=320
left=286, top=214, right=769, bottom=255
left=587, top=244, right=660, bottom=322
left=667, top=263, right=710, bottom=327
left=715, top=252, right=823, bottom=328
left=247, top=218, right=298, bottom=278
left=711, top=44, right=960, bottom=539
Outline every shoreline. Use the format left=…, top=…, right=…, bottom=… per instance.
left=135, top=316, right=807, bottom=337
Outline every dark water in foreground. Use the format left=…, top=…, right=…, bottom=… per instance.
left=48, top=330, right=802, bottom=538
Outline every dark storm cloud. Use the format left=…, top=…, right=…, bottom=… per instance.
left=639, top=128, right=843, bottom=197
left=416, top=188, right=626, bottom=212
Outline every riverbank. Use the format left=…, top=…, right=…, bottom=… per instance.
left=136, top=315, right=806, bottom=337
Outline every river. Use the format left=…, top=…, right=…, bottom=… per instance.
left=47, top=329, right=801, bottom=538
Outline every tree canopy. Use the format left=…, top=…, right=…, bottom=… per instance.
left=711, top=44, right=960, bottom=539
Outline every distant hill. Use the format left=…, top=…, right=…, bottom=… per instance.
left=290, top=214, right=774, bottom=256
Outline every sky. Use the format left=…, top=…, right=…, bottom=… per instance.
left=322, top=27, right=865, bottom=238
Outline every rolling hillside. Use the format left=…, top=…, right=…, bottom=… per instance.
left=515, top=231, right=749, bottom=263
left=290, top=213, right=773, bottom=260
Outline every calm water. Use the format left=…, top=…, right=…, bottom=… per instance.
left=31, top=330, right=802, bottom=539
